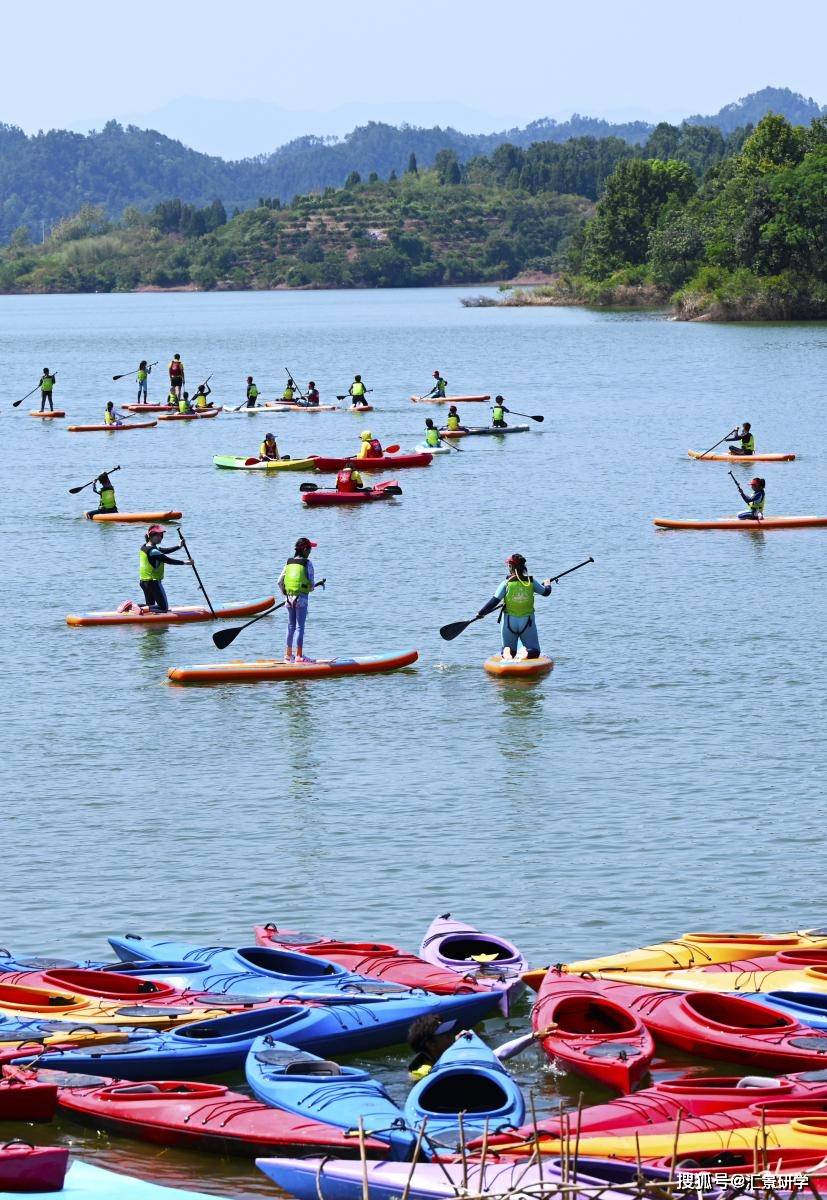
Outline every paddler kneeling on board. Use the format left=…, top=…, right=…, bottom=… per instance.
left=86, top=471, right=118, bottom=518
left=492, top=395, right=509, bottom=429
left=423, top=418, right=442, bottom=449
left=429, top=370, right=447, bottom=399
left=335, top=466, right=367, bottom=493
left=357, top=430, right=383, bottom=459
left=177, top=391, right=194, bottom=414
left=445, top=405, right=467, bottom=433
left=259, top=432, right=280, bottom=461
left=305, top=381, right=320, bottom=407
left=193, top=382, right=214, bottom=411
left=278, top=537, right=317, bottom=664
left=728, top=422, right=755, bottom=456
left=104, top=401, right=125, bottom=427
left=476, top=553, right=552, bottom=661
left=736, top=476, right=766, bottom=521
left=407, top=1015, right=538, bottom=1081
left=138, top=525, right=192, bottom=613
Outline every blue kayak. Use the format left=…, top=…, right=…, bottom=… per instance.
left=108, top=936, right=410, bottom=1000
left=245, top=1036, right=417, bottom=1160
left=27, top=989, right=497, bottom=1080
left=742, top=991, right=827, bottom=1030
left=0, top=1160, right=227, bottom=1200
left=404, top=1030, right=525, bottom=1144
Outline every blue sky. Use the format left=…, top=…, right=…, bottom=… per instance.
left=1, top=0, right=824, bottom=156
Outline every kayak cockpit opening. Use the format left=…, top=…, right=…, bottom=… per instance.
left=685, top=992, right=793, bottom=1030
left=551, top=997, right=638, bottom=1035
left=235, top=946, right=341, bottom=978
left=438, top=936, right=512, bottom=963
left=418, top=1070, right=510, bottom=1115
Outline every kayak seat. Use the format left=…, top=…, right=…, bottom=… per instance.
left=283, top=1060, right=342, bottom=1076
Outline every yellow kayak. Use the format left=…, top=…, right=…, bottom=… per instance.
left=597, top=963, right=827, bottom=994
left=0, top=982, right=229, bottom=1028
left=566, top=930, right=827, bottom=974
left=509, top=1114, right=827, bottom=1161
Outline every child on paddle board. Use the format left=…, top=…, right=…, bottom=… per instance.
left=476, top=553, right=552, bottom=660
left=39, top=368, right=56, bottom=412
left=136, top=361, right=151, bottom=403
left=104, top=401, right=125, bottom=426
left=429, top=371, right=447, bottom=399
left=193, top=382, right=213, bottom=410
left=444, top=405, right=467, bottom=433
left=138, top=526, right=191, bottom=613
left=736, top=476, right=766, bottom=520
left=349, top=375, right=370, bottom=407
left=728, top=422, right=755, bottom=456
left=245, top=376, right=260, bottom=408
left=305, top=381, right=320, bottom=406
left=278, top=537, right=317, bottom=663
left=86, top=471, right=118, bottom=518
left=492, top=396, right=509, bottom=428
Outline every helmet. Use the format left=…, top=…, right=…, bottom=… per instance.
left=147, top=524, right=165, bottom=536
left=360, top=430, right=372, bottom=440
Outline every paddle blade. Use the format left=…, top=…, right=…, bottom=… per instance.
left=212, top=626, right=241, bottom=650
left=68, top=485, right=86, bottom=494
left=383, top=486, right=403, bottom=496
left=299, top=482, right=319, bottom=492
left=531, top=414, right=544, bottom=422
left=385, top=444, right=400, bottom=454
left=440, top=618, right=473, bottom=641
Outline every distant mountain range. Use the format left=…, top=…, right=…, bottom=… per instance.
left=0, top=87, right=822, bottom=243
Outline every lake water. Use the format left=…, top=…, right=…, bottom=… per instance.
left=2, top=287, right=826, bottom=1195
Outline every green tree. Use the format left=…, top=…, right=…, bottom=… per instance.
left=406, top=153, right=418, bottom=175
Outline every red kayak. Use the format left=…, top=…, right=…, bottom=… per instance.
left=52, top=1074, right=390, bottom=1158
left=0, top=1072, right=58, bottom=1121
left=311, top=452, right=431, bottom=472
left=0, top=1143, right=68, bottom=1192
left=0, top=967, right=261, bottom=1013
left=476, top=1071, right=827, bottom=1148
left=302, top=480, right=400, bottom=507
left=532, top=975, right=654, bottom=1092
left=551, top=975, right=827, bottom=1071
left=253, top=924, right=490, bottom=995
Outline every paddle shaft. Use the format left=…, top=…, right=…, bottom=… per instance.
left=69, top=465, right=120, bottom=494
left=438, top=434, right=463, bottom=451
left=113, top=360, right=158, bottom=381
left=545, top=556, right=594, bottom=584
left=13, top=380, right=48, bottom=406
left=212, top=579, right=327, bottom=648
left=440, top=556, right=594, bottom=640
left=284, top=367, right=307, bottom=401
left=178, top=531, right=214, bottom=614
left=698, top=428, right=739, bottom=459
left=502, top=408, right=544, bottom=422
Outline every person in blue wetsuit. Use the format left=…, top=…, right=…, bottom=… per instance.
left=476, top=553, right=552, bottom=660
left=278, top=537, right=317, bottom=663
left=736, top=476, right=766, bottom=521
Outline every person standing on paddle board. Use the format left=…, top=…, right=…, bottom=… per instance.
left=476, top=553, right=552, bottom=660
left=138, top=526, right=192, bottom=613
left=728, top=422, right=755, bottom=456
left=305, top=381, right=320, bottom=407
left=86, top=472, right=118, bottom=518
left=168, top=354, right=185, bottom=399
left=244, top=376, right=260, bottom=408
left=39, top=368, right=56, bottom=412
left=492, top=396, right=509, bottom=429
left=136, top=361, right=152, bottom=404
left=278, top=537, right=317, bottom=663
left=736, top=476, right=766, bottom=521
left=349, top=375, right=369, bottom=407
left=428, top=371, right=447, bottom=399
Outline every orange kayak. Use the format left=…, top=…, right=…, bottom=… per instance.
left=654, top=515, right=827, bottom=530
left=484, top=655, right=554, bottom=677
left=86, top=511, right=182, bottom=523
left=410, top=394, right=489, bottom=404
left=30, top=411, right=65, bottom=419
left=66, top=596, right=275, bottom=627
left=68, top=421, right=157, bottom=432
left=688, top=450, right=796, bottom=462
left=169, top=650, right=419, bottom=684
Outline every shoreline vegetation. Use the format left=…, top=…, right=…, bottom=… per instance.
left=0, top=113, right=824, bottom=322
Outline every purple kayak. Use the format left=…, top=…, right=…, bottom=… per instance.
left=257, top=1156, right=676, bottom=1200
left=419, top=913, right=526, bottom=1015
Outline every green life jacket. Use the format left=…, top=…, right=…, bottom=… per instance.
left=742, top=433, right=755, bottom=453
left=425, top=427, right=440, bottom=447
left=351, top=381, right=366, bottom=397
left=446, top=414, right=460, bottom=430
left=178, top=398, right=190, bottom=414
left=492, top=405, right=505, bottom=423
left=283, top=557, right=311, bottom=596
left=194, top=393, right=208, bottom=409
left=504, top=576, right=535, bottom=618
left=283, top=387, right=295, bottom=401
left=435, top=377, right=447, bottom=394
left=99, top=487, right=116, bottom=511
left=139, top=545, right=164, bottom=581
left=247, top=384, right=259, bottom=400
left=41, top=375, right=54, bottom=393
left=104, top=410, right=116, bottom=425
left=137, top=369, right=148, bottom=382
left=749, top=491, right=766, bottom=513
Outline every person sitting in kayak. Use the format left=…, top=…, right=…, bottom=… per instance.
left=349, top=375, right=369, bottom=407
left=423, top=418, right=442, bottom=449
left=406, top=1015, right=538, bottom=1081
left=86, top=471, right=118, bottom=518
left=736, top=476, right=766, bottom=521
left=476, top=553, right=552, bottom=661
left=40, top=368, right=56, bottom=412
left=245, top=376, right=260, bottom=408
left=104, top=401, right=125, bottom=426
left=136, top=360, right=151, bottom=404
left=260, top=433, right=280, bottom=461
left=492, top=396, right=509, bottom=428
left=728, top=422, right=755, bottom=456
left=139, top=525, right=191, bottom=613
left=445, top=406, right=467, bottom=433
left=305, top=381, right=320, bottom=406
left=282, top=380, right=297, bottom=403
left=177, top=391, right=193, bottom=414
left=429, top=371, right=447, bottom=399
left=168, top=354, right=185, bottom=399
left=357, top=430, right=383, bottom=459
left=193, top=382, right=213, bottom=410
left=335, top=467, right=366, bottom=493
left=278, top=536, right=317, bottom=663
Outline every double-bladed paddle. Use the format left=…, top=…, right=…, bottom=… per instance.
left=212, top=579, right=327, bottom=649
left=300, top=482, right=402, bottom=495
left=68, top=465, right=121, bottom=494
left=439, top=556, right=595, bottom=641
